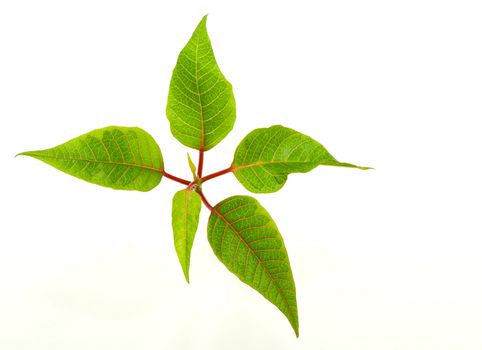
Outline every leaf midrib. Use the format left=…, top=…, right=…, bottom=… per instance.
left=212, top=206, right=297, bottom=328
left=22, top=152, right=163, bottom=173
left=183, top=190, right=192, bottom=280
left=194, top=34, right=205, bottom=150
left=232, top=159, right=319, bottom=171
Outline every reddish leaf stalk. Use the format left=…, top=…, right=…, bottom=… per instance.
left=161, top=170, right=190, bottom=185
left=198, top=190, right=213, bottom=211
left=197, top=150, right=204, bottom=178
left=201, top=166, right=233, bottom=183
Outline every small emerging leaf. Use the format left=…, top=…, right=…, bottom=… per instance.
left=187, top=153, right=197, bottom=180
left=18, top=126, right=163, bottom=191
left=208, top=195, right=299, bottom=336
left=172, top=189, right=202, bottom=283
left=166, top=15, right=236, bottom=151
left=232, top=125, right=369, bottom=193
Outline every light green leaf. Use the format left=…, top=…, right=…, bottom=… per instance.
left=208, top=195, right=299, bottom=336
left=232, top=125, right=369, bottom=193
left=166, top=15, right=236, bottom=151
left=18, top=126, right=163, bottom=191
left=187, top=153, right=197, bottom=180
left=172, top=189, right=202, bottom=283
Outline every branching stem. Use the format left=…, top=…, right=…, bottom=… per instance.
left=201, top=166, right=233, bottom=183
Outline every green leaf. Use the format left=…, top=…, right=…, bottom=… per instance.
left=187, top=153, right=197, bottom=180
left=18, top=126, right=163, bottom=191
left=207, top=195, right=299, bottom=336
left=172, top=189, right=202, bottom=283
left=232, top=125, right=369, bottom=193
left=166, top=15, right=236, bottom=151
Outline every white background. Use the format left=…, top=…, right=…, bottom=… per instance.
left=1, top=0, right=481, bottom=349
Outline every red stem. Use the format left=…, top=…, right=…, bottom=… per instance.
left=201, top=166, right=233, bottom=183
left=198, top=190, right=213, bottom=211
left=161, top=170, right=190, bottom=185
left=197, top=150, right=204, bottom=178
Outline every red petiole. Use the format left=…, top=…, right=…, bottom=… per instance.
left=161, top=170, right=191, bottom=185
left=198, top=190, right=213, bottom=211
left=200, top=166, right=233, bottom=183
left=163, top=159, right=233, bottom=211
left=162, top=165, right=232, bottom=187
left=197, top=149, right=204, bottom=178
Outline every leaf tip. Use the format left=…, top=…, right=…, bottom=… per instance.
left=290, top=314, right=299, bottom=338
left=183, top=268, right=191, bottom=284
left=15, top=151, right=33, bottom=158
left=198, top=14, right=208, bottom=29
left=333, top=161, right=374, bottom=171
left=351, top=163, right=374, bottom=170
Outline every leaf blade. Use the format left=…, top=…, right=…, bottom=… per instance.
left=166, top=15, right=236, bottom=151
left=172, top=189, right=202, bottom=283
left=18, top=126, right=163, bottom=191
left=207, top=195, right=299, bottom=336
left=232, top=125, right=369, bottom=193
